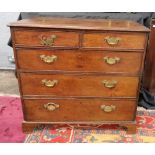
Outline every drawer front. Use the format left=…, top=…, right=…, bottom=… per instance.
left=83, top=32, right=146, bottom=50
left=23, top=99, right=136, bottom=122
left=13, top=29, right=79, bottom=47
left=17, top=49, right=143, bottom=74
left=20, top=73, right=139, bottom=97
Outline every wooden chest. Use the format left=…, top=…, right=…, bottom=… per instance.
left=9, top=17, right=149, bottom=134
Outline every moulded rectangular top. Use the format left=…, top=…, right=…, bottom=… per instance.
left=8, top=17, right=150, bottom=32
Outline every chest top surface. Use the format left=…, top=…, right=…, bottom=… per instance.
left=8, top=17, right=149, bottom=32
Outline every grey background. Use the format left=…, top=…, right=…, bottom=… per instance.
left=0, top=12, right=19, bottom=69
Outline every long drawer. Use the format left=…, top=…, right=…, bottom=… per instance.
left=23, top=98, right=136, bottom=122
left=82, top=32, right=146, bottom=50
left=16, top=49, right=143, bottom=74
left=13, top=29, right=79, bottom=48
left=19, top=73, right=139, bottom=97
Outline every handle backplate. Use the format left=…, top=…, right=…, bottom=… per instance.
left=41, top=79, right=58, bottom=88
left=100, top=105, right=116, bottom=112
left=103, top=56, right=120, bottom=65
left=102, top=80, right=117, bottom=89
left=40, top=34, right=57, bottom=46
left=104, top=36, right=121, bottom=46
left=44, top=102, right=59, bottom=111
left=40, top=55, right=57, bottom=63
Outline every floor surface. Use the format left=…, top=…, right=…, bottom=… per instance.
left=0, top=70, right=25, bottom=142
left=0, top=70, right=19, bottom=96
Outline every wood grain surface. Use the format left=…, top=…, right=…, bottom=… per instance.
left=16, top=49, right=143, bottom=74
left=13, top=29, right=79, bottom=47
left=23, top=98, right=136, bottom=122
left=83, top=32, right=146, bottom=50
left=19, top=73, right=139, bottom=97
left=8, top=17, right=149, bottom=32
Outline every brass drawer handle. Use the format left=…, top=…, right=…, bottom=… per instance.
left=102, top=80, right=117, bottom=89
left=104, top=36, right=121, bottom=46
left=44, top=102, right=59, bottom=111
left=40, top=34, right=57, bottom=46
left=41, top=79, right=58, bottom=88
left=40, top=55, right=57, bottom=63
left=103, top=56, right=120, bottom=65
left=100, top=105, right=116, bottom=112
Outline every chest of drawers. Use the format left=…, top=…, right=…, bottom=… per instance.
left=9, top=17, right=149, bottom=134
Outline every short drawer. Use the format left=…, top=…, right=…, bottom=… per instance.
left=82, top=32, right=146, bottom=50
left=23, top=99, right=136, bottom=122
left=19, top=73, right=139, bottom=97
left=16, top=49, right=143, bottom=74
left=13, top=29, right=79, bottom=48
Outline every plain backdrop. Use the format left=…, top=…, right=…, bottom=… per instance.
left=0, top=12, right=19, bottom=69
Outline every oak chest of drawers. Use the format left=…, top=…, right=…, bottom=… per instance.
left=9, top=17, right=149, bottom=134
